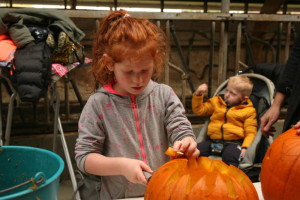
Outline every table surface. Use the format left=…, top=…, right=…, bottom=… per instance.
left=119, top=182, right=264, bottom=200
left=253, top=182, right=264, bottom=200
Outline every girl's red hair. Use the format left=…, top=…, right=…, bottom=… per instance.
left=88, top=9, right=168, bottom=90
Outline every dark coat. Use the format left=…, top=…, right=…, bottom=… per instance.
left=276, top=31, right=300, bottom=132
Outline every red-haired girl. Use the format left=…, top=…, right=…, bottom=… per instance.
left=75, top=10, right=199, bottom=199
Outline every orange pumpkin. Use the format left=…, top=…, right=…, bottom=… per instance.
left=165, top=146, right=178, bottom=157
left=145, top=156, right=258, bottom=200
left=260, top=127, right=300, bottom=200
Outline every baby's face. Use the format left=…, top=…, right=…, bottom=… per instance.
left=224, top=83, right=244, bottom=106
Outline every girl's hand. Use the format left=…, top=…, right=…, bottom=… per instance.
left=172, top=137, right=200, bottom=158
left=195, top=84, right=208, bottom=96
left=120, top=158, right=153, bottom=185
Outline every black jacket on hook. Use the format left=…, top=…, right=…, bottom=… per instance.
left=11, top=41, right=52, bottom=102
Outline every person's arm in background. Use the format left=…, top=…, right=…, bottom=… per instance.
left=260, top=91, right=286, bottom=138
left=261, top=32, right=300, bottom=137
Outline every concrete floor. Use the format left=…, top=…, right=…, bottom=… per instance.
left=58, top=179, right=74, bottom=200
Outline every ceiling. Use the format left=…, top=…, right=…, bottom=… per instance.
left=1, top=0, right=300, bottom=13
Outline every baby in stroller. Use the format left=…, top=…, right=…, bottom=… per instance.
left=193, top=72, right=275, bottom=176
left=192, top=75, right=257, bottom=167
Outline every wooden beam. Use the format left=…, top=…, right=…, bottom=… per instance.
left=2, top=8, right=300, bottom=21
left=57, top=10, right=300, bottom=22
left=235, top=21, right=242, bottom=73
left=71, top=0, right=77, bottom=10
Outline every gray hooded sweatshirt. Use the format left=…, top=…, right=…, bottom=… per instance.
left=75, top=80, right=195, bottom=199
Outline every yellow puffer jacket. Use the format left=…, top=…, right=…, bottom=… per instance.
left=192, top=93, right=257, bottom=148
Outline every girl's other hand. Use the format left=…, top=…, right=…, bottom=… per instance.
left=172, top=137, right=200, bottom=158
left=120, top=158, right=153, bottom=185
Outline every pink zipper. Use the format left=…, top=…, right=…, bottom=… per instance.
left=130, top=96, right=147, bottom=164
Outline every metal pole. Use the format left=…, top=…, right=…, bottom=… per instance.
left=64, top=78, right=70, bottom=121
left=276, top=22, right=283, bottom=63
left=4, top=92, right=17, bottom=145
left=160, top=0, right=164, bottom=12
left=285, top=22, right=291, bottom=63
left=0, top=80, right=2, bottom=146
left=165, top=20, right=170, bottom=85
left=209, top=21, right=215, bottom=98
left=114, top=0, right=118, bottom=10
left=221, top=0, right=230, bottom=13
left=218, top=0, right=230, bottom=85
left=235, top=22, right=242, bottom=73
left=242, top=23, right=255, bottom=66
left=169, top=20, right=195, bottom=93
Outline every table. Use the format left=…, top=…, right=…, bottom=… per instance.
left=253, top=182, right=264, bottom=200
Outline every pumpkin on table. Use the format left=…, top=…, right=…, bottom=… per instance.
left=260, top=127, right=300, bottom=200
left=145, top=148, right=258, bottom=200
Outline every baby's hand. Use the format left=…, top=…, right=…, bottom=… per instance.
left=120, top=158, right=153, bottom=185
left=172, top=137, right=200, bottom=158
left=241, top=148, right=247, bottom=158
left=195, top=84, right=208, bottom=96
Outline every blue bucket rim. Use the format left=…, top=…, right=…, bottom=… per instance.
left=0, top=145, right=64, bottom=199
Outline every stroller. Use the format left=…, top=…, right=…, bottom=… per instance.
left=196, top=71, right=275, bottom=182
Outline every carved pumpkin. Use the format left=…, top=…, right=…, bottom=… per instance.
left=145, top=156, right=258, bottom=200
left=260, top=127, right=300, bottom=200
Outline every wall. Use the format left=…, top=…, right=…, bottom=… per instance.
left=1, top=11, right=298, bottom=133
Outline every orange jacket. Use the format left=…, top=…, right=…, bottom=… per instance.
left=192, top=93, right=257, bottom=148
left=0, top=34, right=17, bottom=63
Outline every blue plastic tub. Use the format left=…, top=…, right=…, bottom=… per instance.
left=0, top=146, right=64, bottom=200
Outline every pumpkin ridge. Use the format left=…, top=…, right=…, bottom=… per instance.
left=276, top=132, right=300, bottom=199
left=284, top=151, right=300, bottom=199
left=223, top=175, right=238, bottom=199
left=166, top=170, right=181, bottom=186
left=185, top=174, right=192, bottom=195
left=240, top=179, right=259, bottom=199
left=169, top=174, right=190, bottom=199
left=282, top=138, right=300, bottom=156
left=227, top=165, right=258, bottom=199
left=204, top=172, right=217, bottom=196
